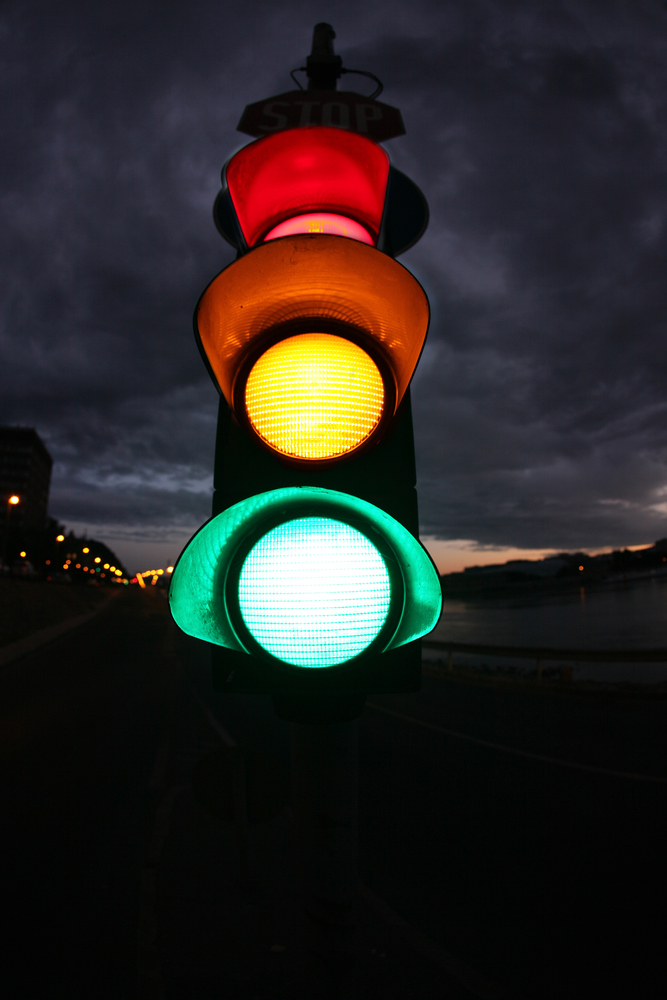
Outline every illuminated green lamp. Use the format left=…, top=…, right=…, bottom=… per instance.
left=169, top=487, right=441, bottom=671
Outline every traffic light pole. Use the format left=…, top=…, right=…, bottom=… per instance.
left=292, top=29, right=359, bottom=996
left=169, top=21, right=441, bottom=998
left=291, top=717, right=359, bottom=999
left=283, top=29, right=369, bottom=993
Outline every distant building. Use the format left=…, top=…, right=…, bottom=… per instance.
left=0, top=427, right=53, bottom=530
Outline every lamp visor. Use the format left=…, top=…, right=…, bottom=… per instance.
left=225, top=127, right=390, bottom=246
left=196, top=234, right=430, bottom=420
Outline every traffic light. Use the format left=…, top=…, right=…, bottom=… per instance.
left=195, top=232, right=429, bottom=466
left=170, top=486, right=440, bottom=667
left=170, top=26, right=441, bottom=722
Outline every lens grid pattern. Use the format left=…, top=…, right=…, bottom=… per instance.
left=245, top=333, right=384, bottom=460
left=237, top=517, right=391, bottom=668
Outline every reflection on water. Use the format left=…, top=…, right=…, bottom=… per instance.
left=429, top=575, right=667, bottom=684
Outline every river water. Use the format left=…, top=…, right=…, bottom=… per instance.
left=427, top=575, right=667, bottom=684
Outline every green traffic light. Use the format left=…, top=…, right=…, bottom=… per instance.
left=169, top=487, right=441, bottom=670
left=238, top=516, right=391, bottom=668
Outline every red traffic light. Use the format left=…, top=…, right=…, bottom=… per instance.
left=224, top=127, right=390, bottom=248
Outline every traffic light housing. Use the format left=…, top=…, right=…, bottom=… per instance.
left=170, top=28, right=441, bottom=722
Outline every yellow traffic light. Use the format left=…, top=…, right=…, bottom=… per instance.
left=196, top=234, right=428, bottom=466
left=244, top=333, right=384, bottom=461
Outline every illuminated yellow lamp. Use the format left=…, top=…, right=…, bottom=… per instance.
left=56, top=534, right=65, bottom=542
left=136, top=574, right=146, bottom=589
left=82, top=547, right=89, bottom=554
left=104, top=563, right=109, bottom=569
left=167, top=566, right=174, bottom=573
left=245, top=333, right=384, bottom=461
left=94, top=557, right=101, bottom=563
left=9, top=496, right=19, bottom=505
left=115, top=569, right=122, bottom=576
left=151, top=575, right=158, bottom=585
left=20, top=551, right=26, bottom=558
left=110, top=566, right=115, bottom=572
left=157, top=569, right=164, bottom=575
left=62, top=564, right=67, bottom=569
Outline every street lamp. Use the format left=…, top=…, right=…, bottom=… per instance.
left=2, top=495, right=20, bottom=572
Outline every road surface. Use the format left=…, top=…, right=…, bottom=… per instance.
left=0, top=585, right=664, bottom=998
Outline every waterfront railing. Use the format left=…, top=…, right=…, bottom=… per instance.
left=423, top=640, right=667, bottom=681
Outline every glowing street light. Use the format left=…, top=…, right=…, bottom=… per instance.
left=3, top=494, right=20, bottom=570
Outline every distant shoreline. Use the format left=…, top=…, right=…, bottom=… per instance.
left=440, top=547, right=667, bottom=601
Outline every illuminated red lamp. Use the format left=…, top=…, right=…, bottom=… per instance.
left=224, top=127, right=390, bottom=247
left=264, top=213, right=373, bottom=245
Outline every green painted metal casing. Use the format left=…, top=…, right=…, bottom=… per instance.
left=170, top=485, right=441, bottom=666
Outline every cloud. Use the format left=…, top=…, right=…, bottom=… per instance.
left=2, top=0, right=667, bottom=566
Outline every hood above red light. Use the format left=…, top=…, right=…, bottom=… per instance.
left=224, top=126, right=390, bottom=248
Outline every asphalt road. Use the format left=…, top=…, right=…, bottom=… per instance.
left=0, top=586, right=665, bottom=998
left=359, top=675, right=667, bottom=999
left=0, top=587, right=180, bottom=998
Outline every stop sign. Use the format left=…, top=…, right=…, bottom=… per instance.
left=237, top=89, right=406, bottom=142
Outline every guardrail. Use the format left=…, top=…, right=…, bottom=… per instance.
left=422, top=640, right=667, bottom=681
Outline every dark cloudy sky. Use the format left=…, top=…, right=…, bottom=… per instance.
left=2, top=0, right=667, bottom=574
